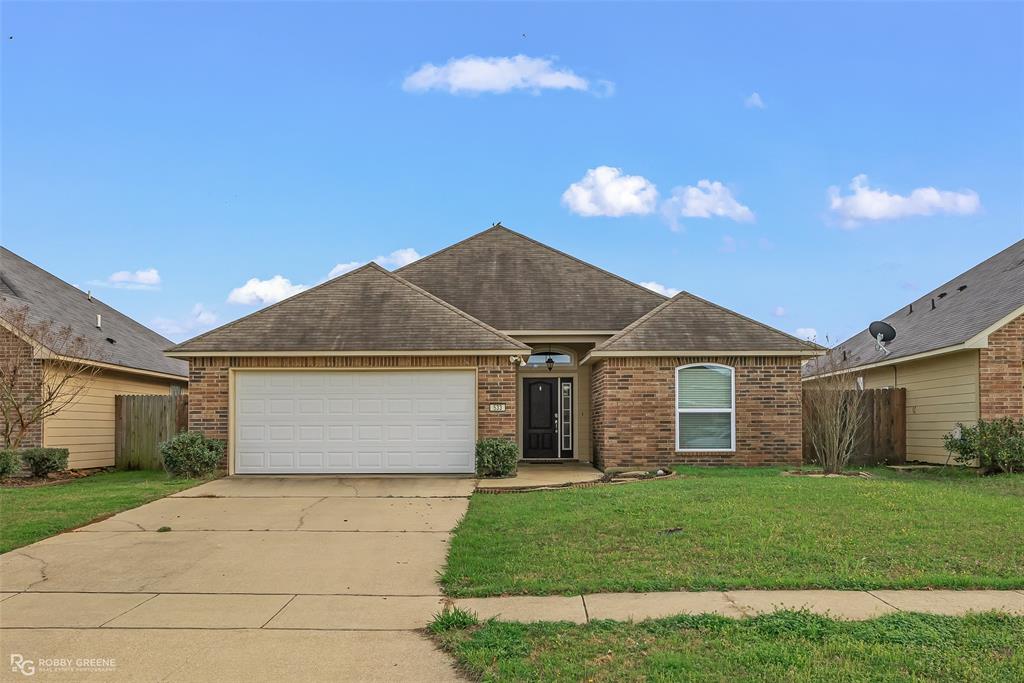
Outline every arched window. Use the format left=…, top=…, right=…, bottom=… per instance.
left=524, top=348, right=575, bottom=369
left=676, top=363, right=735, bottom=451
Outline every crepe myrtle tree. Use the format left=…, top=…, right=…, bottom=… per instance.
left=0, top=303, right=104, bottom=449
left=803, top=341, right=867, bottom=474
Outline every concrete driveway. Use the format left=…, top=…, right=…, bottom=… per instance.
left=0, top=476, right=474, bottom=682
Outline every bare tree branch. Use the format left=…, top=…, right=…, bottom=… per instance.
left=803, top=345, right=868, bottom=474
left=0, top=303, right=105, bottom=449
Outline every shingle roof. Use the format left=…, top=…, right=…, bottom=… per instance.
left=0, top=247, right=188, bottom=378
left=167, top=263, right=529, bottom=354
left=396, top=225, right=666, bottom=331
left=804, top=239, right=1024, bottom=377
left=592, top=291, right=822, bottom=355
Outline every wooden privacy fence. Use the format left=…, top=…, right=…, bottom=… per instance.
left=803, top=388, right=907, bottom=466
left=115, top=394, right=188, bottom=470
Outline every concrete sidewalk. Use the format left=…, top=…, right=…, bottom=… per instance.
left=455, top=589, right=1024, bottom=623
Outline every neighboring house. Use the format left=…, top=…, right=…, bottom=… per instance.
left=166, top=225, right=821, bottom=474
left=0, top=248, right=188, bottom=468
left=803, top=239, right=1024, bottom=464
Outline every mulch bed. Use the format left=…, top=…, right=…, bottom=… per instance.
left=1, top=467, right=112, bottom=488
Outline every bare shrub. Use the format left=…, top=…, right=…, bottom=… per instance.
left=0, top=304, right=104, bottom=449
left=803, top=347, right=867, bottom=474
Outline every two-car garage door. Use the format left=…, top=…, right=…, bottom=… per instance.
left=234, top=370, right=476, bottom=474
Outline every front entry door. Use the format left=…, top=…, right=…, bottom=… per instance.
left=524, top=378, right=558, bottom=458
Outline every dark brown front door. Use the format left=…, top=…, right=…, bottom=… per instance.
left=524, top=378, right=558, bottom=458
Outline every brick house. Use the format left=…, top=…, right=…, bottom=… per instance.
left=167, top=225, right=822, bottom=474
left=803, top=239, right=1024, bottom=464
left=0, top=248, right=188, bottom=467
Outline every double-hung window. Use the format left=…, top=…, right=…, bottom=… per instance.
left=675, top=364, right=735, bottom=451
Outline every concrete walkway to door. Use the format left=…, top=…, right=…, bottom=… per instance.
left=0, top=476, right=473, bottom=682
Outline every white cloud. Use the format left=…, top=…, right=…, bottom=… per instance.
left=744, top=92, right=765, bottom=109
left=93, top=268, right=161, bottom=290
left=403, top=55, right=602, bottom=95
left=639, top=281, right=680, bottom=297
left=327, top=248, right=423, bottom=280
left=661, top=180, right=755, bottom=229
left=773, top=306, right=786, bottom=317
left=327, top=261, right=362, bottom=279
left=151, top=304, right=218, bottom=340
left=227, top=275, right=307, bottom=306
left=795, top=327, right=818, bottom=341
left=827, top=174, right=981, bottom=228
left=562, top=166, right=658, bottom=217
left=375, top=248, right=422, bottom=269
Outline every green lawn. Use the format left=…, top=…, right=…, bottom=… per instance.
left=0, top=470, right=212, bottom=553
left=442, top=467, right=1024, bottom=596
left=433, top=611, right=1024, bottom=682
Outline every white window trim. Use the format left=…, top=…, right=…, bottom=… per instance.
left=675, top=362, right=736, bottom=453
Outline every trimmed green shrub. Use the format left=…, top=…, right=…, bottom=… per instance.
left=476, top=438, right=519, bottom=477
left=20, top=447, right=70, bottom=477
left=0, top=449, right=20, bottom=477
left=159, top=431, right=224, bottom=478
left=944, top=418, right=1024, bottom=474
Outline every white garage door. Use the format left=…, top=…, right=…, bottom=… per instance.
left=234, top=370, right=476, bottom=474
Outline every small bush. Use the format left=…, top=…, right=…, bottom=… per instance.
left=159, top=431, right=224, bottom=478
left=0, top=449, right=20, bottom=477
left=20, top=447, right=70, bottom=477
left=944, top=418, right=1024, bottom=473
left=476, top=438, right=519, bottom=477
left=429, top=605, right=479, bottom=633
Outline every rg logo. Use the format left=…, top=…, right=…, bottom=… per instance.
left=10, top=654, right=35, bottom=676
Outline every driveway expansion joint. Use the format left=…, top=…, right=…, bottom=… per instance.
left=866, top=590, right=903, bottom=612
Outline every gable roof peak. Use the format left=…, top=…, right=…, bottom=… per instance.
left=593, top=288, right=822, bottom=355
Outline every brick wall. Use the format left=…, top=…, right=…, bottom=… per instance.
left=980, top=313, right=1024, bottom=420
left=591, top=355, right=803, bottom=469
left=0, top=326, right=43, bottom=448
left=187, top=355, right=518, bottom=465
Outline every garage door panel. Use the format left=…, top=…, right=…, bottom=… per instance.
left=328, top=399, right=353, bottom=414
left=234, top=370, right=476, bottom=474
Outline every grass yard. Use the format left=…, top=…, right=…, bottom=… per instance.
left=442, top=467, right=1024, bottom=597
left=0, top=470, right=213, bottom=553
left=432, top=610, right=1024, bottom=682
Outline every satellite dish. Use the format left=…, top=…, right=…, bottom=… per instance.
left=868, top=321, right=896, bottom=355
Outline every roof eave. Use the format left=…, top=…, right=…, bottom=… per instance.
left=803, top=302, right=1024, bottom=379
left=581, top=349, right=825, bottom=365
left=166, top=348, right=530, bottom=359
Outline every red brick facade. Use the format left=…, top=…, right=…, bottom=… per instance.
left=0, top=327, right=43, bottom=448
left=591, top=355, right=803, bottom=469
left=980, top=313, right=1024, bottom=420
left=187, top=355, right=518, bottom=465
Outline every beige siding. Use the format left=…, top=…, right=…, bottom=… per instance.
left=42, top=363, right=186, bottom=469
left=859, top=350, right=979, bottom=464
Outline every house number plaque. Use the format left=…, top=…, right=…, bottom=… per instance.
left=488, top=403, right=507, bottom=413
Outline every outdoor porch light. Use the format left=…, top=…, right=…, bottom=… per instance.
left=545, top=356, right=555, bottom=371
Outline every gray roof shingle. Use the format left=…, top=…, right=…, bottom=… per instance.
left=593, top=291, right=822, bottom=354
left=0, top=247, right=188, bottom=377
left=804, top=239, right=1024, bottom=376
left=396, top=225, right=666, bottom=331
left=167, top=263, right=529, bottom=354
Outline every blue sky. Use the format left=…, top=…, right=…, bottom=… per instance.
left=2, top=2, right=1022, bottom=344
